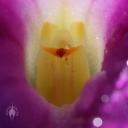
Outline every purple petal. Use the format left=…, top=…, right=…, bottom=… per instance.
left=103, top=0, right=128, bottom=78
left=0, top=1, right=57, bottom=128
left=66, top=0, right=128, bottom=127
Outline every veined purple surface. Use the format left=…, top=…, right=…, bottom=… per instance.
left=0, top=0, right=128, bottom=128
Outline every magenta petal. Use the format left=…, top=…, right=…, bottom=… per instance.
left=0, top=1, right=56, bottom=128
left=64, top=70, right=128, bottom=128
left=103, top=0, right=128, bottom=78
left=63, top=0, right=128, bottom=127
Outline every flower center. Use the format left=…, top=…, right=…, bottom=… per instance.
left=26, top=21, right=103, bottom=106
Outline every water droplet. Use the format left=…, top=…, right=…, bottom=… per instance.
left=96, top=36, right=99, bottom=40
left=101, top=94, right=109, bottom=103
left=92, top=117, right=103, bottom=127
left=126, top=60, right=128, bottom=66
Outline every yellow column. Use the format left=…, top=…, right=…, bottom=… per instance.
left=36, top=22, right=90, bottom=106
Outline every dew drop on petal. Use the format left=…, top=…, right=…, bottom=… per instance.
left=126, top=60, right=128, bottom=66
left=92, top=117, right=103, bottom=128
left=96, top=36, right=99, bottom=40
left=101, top=94, right=109, bottom=103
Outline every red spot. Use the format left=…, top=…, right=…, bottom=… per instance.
left=56, top=48, right=66, bottom=58
left=43, top=46, right=80, bottom=58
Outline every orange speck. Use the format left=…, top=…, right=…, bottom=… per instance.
left=42, top=46, right=80, bottom=58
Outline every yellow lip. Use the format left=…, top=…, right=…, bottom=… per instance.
left=35, top=22, right=90, bottom=106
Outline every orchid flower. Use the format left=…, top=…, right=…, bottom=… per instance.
left=0, top=0, right=128, bottom=128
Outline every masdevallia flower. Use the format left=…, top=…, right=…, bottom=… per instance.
left=0, top=0, right=128, bottom=128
